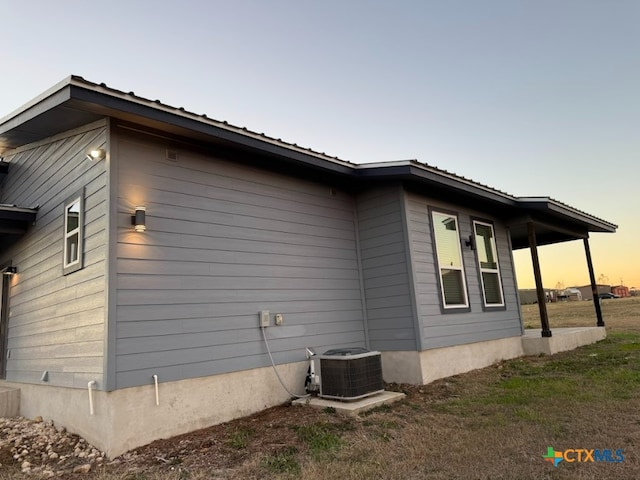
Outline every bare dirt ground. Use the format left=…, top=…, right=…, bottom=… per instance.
left=1, top=297, right=639, bottom=479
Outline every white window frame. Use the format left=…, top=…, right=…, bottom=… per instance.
left=473, top=220, right=505, bottom=308
left=431, top=210, right=469, bottom=310
left=63, top=189, right=84, bottom=275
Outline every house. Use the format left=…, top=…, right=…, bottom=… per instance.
left=611, top=285, right=630, bottom=298
left=0, top=76, right=617, bottom=457
left=518, top=288, right=557, bottom=305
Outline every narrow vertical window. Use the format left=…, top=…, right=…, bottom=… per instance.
left=473, top=221, right=504, bottom=307
left=63, top=189, right=84, bottom=275
left=431, top=211, right=469, bottom=309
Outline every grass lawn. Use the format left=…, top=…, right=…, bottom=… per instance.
left=2, top=298, right=640, bottom=479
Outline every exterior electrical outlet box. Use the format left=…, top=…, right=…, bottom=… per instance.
left=318, top=348, right=384, bottom=401
left=259, top=311, right=270, bottom=327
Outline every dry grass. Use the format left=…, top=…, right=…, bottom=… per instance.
left=2, top=298, right=640, bottom=479
left=522, top=296, right=640, bottom=332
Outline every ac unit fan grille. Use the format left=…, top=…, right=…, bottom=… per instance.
left=319, top=351, right=383, bottom=400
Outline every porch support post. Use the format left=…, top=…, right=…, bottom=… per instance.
left=583, top=237, right=605, bottom=327
left=527, top=222, right=552, bottom=337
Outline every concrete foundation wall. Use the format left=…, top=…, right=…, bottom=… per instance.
left=418, top=336, right=524, bottom=384
left=382, top=336, right=524, bottom=385
left=0, top=386, right=20, bottom=417
left=381, top=351, right=423, bottom=384
left=522, top=327, right=606, bottom=356
left=1, top=360, right=308, bottom=458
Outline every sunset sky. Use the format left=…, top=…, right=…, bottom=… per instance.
left=2, top=1, right=638, bottom=290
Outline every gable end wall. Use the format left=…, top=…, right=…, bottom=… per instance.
left=0, top=121, right=108, bottom=388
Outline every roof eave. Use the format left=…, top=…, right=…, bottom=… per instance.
left=0, top=76, right=619, bottom=243
left=517, top=197, right=617, bottom=233
left=355, top=161, right=517, bottom=207
left=0, top=77, right=355, bottom=177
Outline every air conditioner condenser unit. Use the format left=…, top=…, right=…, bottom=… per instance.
left=317, top=348, right=384, bottom=401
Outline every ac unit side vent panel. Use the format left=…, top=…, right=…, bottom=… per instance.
left=318, top=350, right=383, bottom=401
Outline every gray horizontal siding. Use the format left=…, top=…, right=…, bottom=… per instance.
left=406, top=193, right=522, bottom=350
left=0, top=122, right=108, bottom=388
left=356, top=186, right=416, bottom=351
left=113, top=130, right=366, bottom=389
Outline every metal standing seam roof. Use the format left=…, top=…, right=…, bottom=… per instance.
left=0, top=75, right=617, bottom=238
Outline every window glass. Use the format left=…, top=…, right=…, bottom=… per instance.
left=66, top=201, right=80, bottom=233
left=434, top=215, right=463, bottom=268
left=66, top=234, right=79, bottom=264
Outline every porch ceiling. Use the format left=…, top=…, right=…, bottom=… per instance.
left=0, top=204, right=38, bottom=251
left=509, top=197, right=616, bottom=250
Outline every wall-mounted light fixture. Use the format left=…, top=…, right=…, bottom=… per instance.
left=85, top=149, right=105, bottom=161
left=131, top=207, right=146, bottom=232
left=2, top=266, right=17, bottom=276
left=465, top=235, right=475, bottom=250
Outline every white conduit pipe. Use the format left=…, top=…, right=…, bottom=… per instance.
left=153, top=374, right=159, bottom=406
left=260, top=326, right=309, bottom=399
left=87, top=380, right=97, bottom=416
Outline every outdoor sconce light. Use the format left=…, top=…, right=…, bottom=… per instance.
left=131, top=207, right=146, bottom=232
left=2, top=266, right=17, bottom=276
left=86, top=149, right=105, bottom=161
left=465, top=235, right=475, bottom=250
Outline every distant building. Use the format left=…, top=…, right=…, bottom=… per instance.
left=612, top=285, right=630, bottom=297
left=573, top=284, right=611, bottom=301
left=558, top=288, right=582, bottom=301
left=631, top=288, right=639, bottom=297
left=519, top=288, right=557, bottom=305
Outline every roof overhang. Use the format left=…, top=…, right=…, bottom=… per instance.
left=0, top=76, right=618, bottom=252
left=354, top=161, right=516, bottom=209
left=0, top=77, right=354, bottom=178
left=0, top=204, right=38, bottom=251
left=508, top=198, right=617, bottom=249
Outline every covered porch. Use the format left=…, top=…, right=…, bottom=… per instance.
left=508, top=197, right=617, bottom=352
left=521, top=326, right=607, bottom=356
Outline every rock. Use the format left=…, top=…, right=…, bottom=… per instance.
left=0, top=417, right=105, bottom=474
left=34, top=416, right=43, bottom=423
left=73, top=463, right=92, bottom=474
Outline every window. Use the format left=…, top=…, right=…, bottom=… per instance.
left=431, top=211, right=469, bottom=309
left=63, top=189, right=84, bottom=275
left=473, top=220, right=504, bottom=307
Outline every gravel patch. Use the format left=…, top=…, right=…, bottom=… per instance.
left=0, top=416, right=105, bottom=477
